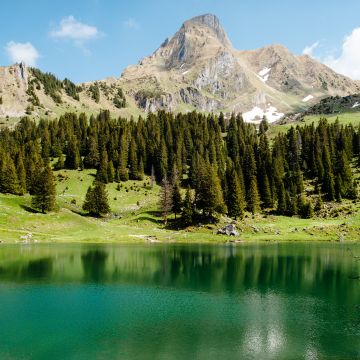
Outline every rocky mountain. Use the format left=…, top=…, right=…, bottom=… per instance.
left=119, top=14, right=360, bottom=122
left=1, top=14, right=360, bottom=123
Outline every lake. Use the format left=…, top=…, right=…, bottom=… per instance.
left=0, top=243, right=359, bottom=359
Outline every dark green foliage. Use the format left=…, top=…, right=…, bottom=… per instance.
left=247, top=176, right=261, bottom=214
left=0, top=108, right=358, bottom=223
left=259, top=118, right=269, bottom=134
left=299, top=198, right=314, bottom=219
left=26, top=79, right=41, bottom=106
left=54, top=153, right=65, bottom=170
left=83, top=181, right=110, bottom=217
left=63, top=78, right=80, bottom=101
left=31, top=165, right=56, bottom=213
left=314, top=193, right=323, bottom=213
left=113, top=88, right=126, bottom=108
left=182, top=187, right=194, bottom=225
left=65, top=136, right=81, bottom=169
left=171, top=167, right=182, bottom=219
left=195, top=163, right=226, bottom=217
left=30, top=68, right=63, bottom=104
left=159, top=175, right=173, bottom=225
left=225, top=162, right=245, bottom=219
left=83, top=137, right=100, bottom=169
left=118, top=167, right=129, bottom=182
left=16, top=154, right=27, bottom=195
left=304, top=94, right=360, bottom=116
left=0, top=155, right=20, bottom=194
left=107, top=160, right=115, bottom=183
left=96, top=150, right=109, bottom=183
left=89, top=84, right=100, bottom=103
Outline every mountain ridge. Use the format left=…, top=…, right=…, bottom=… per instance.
left=1, top=14, right=359, bottom=122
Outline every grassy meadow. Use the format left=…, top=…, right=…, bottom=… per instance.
left=0, top=167, right=359, bottom=244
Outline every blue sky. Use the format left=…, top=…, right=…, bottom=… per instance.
left=2, top=0, right=360, bottom=82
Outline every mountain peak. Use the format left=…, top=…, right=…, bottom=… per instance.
left=151, top=14, right=232, bottom=69
left=183, top=14, right=231, bottom=48
left=185, top=14, right=220, bottom=29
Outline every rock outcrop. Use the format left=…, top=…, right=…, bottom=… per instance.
left=217, top=224, right=239, bottom=236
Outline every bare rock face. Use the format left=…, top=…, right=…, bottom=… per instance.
left=135, top=91, right=175, bottom=112
left=179, top=87, right=222, bottom=112
left=0, top=63, right=29, bottom=117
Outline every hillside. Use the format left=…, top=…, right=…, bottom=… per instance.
left=0, top=169, right=359, bottom=243
left=1, top=14, right=360, bottom=123
left=302, top=94, right=360, bottom=116
left=0, top=63, right=140, bottom=122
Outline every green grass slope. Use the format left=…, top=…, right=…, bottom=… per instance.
left=0, top=168, right=359, bottom=244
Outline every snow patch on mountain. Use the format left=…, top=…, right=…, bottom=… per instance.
left=243, top=105, right=284, bottom=123
left=258, top=67, right=271, bottom=83
left=352, top=101, right=360, bottom=108
left=302, top=95, right=314, bottom=102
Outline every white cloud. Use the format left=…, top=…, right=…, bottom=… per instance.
left=302, top=41, right=319, bottom=57
left=123, top=18, right=140, bottom=30
left=325, top=27, right=360, bottom=80
left=50, top=16, right=100, bottom=41
left=5, top=41, right=40, bottom=66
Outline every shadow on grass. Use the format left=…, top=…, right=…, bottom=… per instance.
left=135, top=215, right=163, bottom=225
left=133, top=210, right=163, bottom=225
left=69, top=208, right=87, bottom=216
left=20, top=204, right=42, bottom=214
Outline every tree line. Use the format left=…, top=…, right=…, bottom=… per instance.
left=0, top=110, right=358, bottom=221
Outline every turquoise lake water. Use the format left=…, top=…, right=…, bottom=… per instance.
left=0, top=243, right=359, bottom=359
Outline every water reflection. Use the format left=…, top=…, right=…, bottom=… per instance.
left=0, top=244, right=358, bottom=301
left=22, top=257, right=53, bottom=279
left=81, top=249, right=108, bottom=283
left=0, top=243, right=359, bottom=359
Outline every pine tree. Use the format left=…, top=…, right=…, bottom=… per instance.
left=247, top=176, right=261, bottom=214
left=171, top=167, right=182, bottom=219
left=83, top=137, right=100, bottom=168
left=107, top=160, right=115, bottom=183
left=0, top=156, right=20, bottom=195
left=337, top=150, right=356, bottom=199
left=82, top=181, right=110, bottom=217
left=181, top=187, right=194, bottom=225
left=54, top=153, right=65, bottom=170
left=314, top=193, right=323, bottom=213
left=226, top=164, right=245, bottom=219
left=65, top=136, right=80, bottom=169
left=277, top=182, right=287, bottom=215
left=259, top=118, right=269, bottom=134
left=150, top=165, right=156, bottom=188
left=96, top=150, right=109, bottom=183
left=299, top=198, right=313, bottom=219
left=16, top=154, right=27, bottom=195
left=195, top=163, right=226, bottom=217
left=31, top=165, right=56, bottom=213
left=159, top=175, right=173, bottom=225
left=118, top=167, right=129, bottom=182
